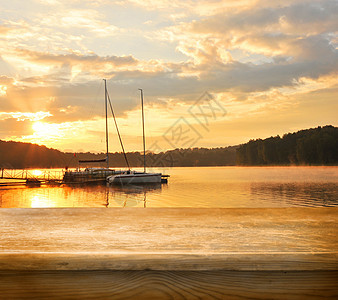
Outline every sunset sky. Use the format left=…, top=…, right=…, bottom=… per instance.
left=0, top=0, right=337, bottom=153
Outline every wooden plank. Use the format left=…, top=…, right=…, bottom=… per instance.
left=0, top=270, right=337, bottom=299
left=0, top=208, right=337, bottom=271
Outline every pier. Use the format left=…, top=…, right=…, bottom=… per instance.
left=0, top=168, right=64, bottom=186
left=0, top=168, right=170, bottom=185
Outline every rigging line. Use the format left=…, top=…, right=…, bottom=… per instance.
left=106, top=91, right=131, bottom=170
left=88, top=80, right=106, bottom=154
left=88, top=80, right=104, bottom=121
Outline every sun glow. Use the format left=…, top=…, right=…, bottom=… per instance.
left=0, top=85, right=7, bottom=96
left=31, top=170, right=43, bottom=176
left=32, top=121, right=60, bottom=137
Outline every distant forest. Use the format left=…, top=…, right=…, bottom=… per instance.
left=0, top=140, right=237, bottom=169
left=237, top=125, right=338, bottom=165
left=0, top=125, right=337, bottom=169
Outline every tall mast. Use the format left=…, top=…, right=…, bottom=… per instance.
left=104, top=79, right=109, bottom=168
left=106, top=92, right=131, bottom=170
left=139, top=89, right=146, bottom=173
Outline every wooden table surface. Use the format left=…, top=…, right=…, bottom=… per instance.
left=1, top=207, right=337, bottom=271
left=1, top=207, right=337, bottom=299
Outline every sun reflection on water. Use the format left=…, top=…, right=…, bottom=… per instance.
left=30, top=195, right=55, bottom=208
left=31, top=170, right=43, bottom=177
left=0, top=167, right=337, bottom=208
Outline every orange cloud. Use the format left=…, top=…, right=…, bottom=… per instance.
left=0, top=0, right=337, bottom=151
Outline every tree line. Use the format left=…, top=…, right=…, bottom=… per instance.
left=0, top=140, right=237, bottom=169
left=236, top=125, right=338, bottom=165
left=1, top=125, right=337, bottom=168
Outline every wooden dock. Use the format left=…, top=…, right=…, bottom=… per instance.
left=0, top=208, right=337, bottom=299
left=0, top=168, right=63, bottom=186
left=0, top=168, right=170, bottom=185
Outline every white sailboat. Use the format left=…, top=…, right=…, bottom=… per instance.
left=108, top=170, right=162, bottom=184
left=107, top=89, right=166, bottom=185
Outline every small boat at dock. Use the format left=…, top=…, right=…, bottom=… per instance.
left=107, top=171, right=169, bottom=185
left=63, top=168, right=122, bottom=184
left=62, top=82, right=169, bottom=185
left=63, top=80, right=129, bottom=184
left=107, top=170, right=162, bottom=185
left=107, top=89, right=169, bottom=185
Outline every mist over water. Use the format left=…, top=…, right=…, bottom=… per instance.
left=0, top=167, right=337, bottom=208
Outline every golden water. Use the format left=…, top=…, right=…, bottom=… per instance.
left=0, top=166, right=337, bottom=208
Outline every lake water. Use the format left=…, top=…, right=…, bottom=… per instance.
left=0, top=167, right=337, bottom=208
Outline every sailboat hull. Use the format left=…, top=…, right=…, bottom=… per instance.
left=107, top=172, right=162, bottom=184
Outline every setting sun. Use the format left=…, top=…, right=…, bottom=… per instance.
left=32, top=121, right=60, bottom=138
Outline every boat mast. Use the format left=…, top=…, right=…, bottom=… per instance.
left=139, top=89, right=146, bottom=173
left=106, top=92, right=131, bottom=170
left=104, top=79, right=109, bottom=169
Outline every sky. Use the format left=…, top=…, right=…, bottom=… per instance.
left=0, top=0, right=337, bottom=153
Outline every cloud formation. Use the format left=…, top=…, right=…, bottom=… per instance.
left=0, top=0, right=337, bottom=151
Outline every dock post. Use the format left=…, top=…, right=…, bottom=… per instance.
left=1, top=168, right=3, bottom=179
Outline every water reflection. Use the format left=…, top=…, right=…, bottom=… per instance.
left=108, top=183, right=162, bottom=208
left=30, top=194, right=56, bottom=208
left=250, top=182, right=338, bottom=207
left=0, top=167, right=337, bottom=208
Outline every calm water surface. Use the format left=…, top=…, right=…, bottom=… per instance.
left=0, top=167, right=337, bottom=208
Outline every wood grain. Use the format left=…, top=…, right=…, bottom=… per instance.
left=1, top=208, right=337, bottom=299
left=0, top=208, right=337, bottom=271
left=0, top=270, right=337, bottom=300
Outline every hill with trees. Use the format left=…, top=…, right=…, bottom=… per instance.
left=236, top=125, right=338, bottom=165
left=1, top=126, right=337, bottom=168
left=0, top=140, right=237, bottom=169
left=0, top=140, right=66, bottom=169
